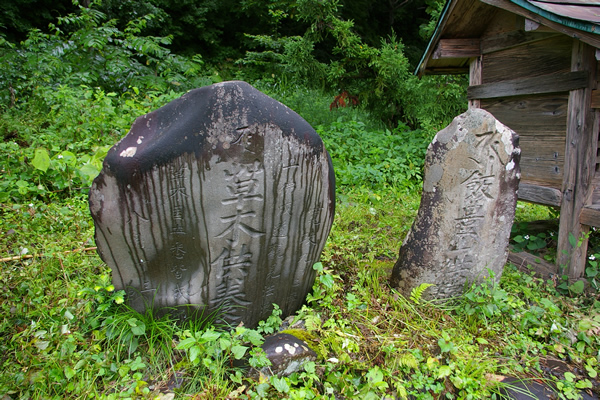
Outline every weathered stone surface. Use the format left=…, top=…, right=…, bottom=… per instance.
left=89, top=81, right=335, bottom=327
left=390, top=108, right=520, bottom=299
left=259, top=333, right=317, bottom=377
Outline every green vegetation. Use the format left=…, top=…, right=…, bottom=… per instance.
left=1, top=1, right=599, bottom=399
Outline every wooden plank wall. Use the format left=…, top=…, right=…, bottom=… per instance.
left=470, top=10, right=573, bottom=196
left=482, top=94, right=567, bottom=189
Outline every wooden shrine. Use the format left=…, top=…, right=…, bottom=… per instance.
left=416, top=0, right=600, bottom=279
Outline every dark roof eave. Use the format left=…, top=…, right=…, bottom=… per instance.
left=415, top=0, right=455, bottom=77
left=415, top=0, right=600, bottom=77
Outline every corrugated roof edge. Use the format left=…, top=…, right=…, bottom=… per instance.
left=415, top=0, right=600, bottom=76
left=514, top=0, right=600, bottom=32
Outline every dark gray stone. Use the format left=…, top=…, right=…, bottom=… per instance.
left=259, top=333, right=317, bottom=377
left=390, top=108, right=520, bottom=299
left=89, top=81, right=335, bottom=327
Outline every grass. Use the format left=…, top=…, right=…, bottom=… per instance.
left=0, top=80, right=599, bottom=399
left=1, top=187, right=599, bottom=399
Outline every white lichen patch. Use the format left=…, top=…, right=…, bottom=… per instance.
left=506, top=160, right=515, bottom=171
left=275, top=346, right=283, bottom=354
left=136, top=136, right=144, bottom=144
left=497, top=120, right=516, bottom=156
left=120, top=147, right=137, bottom=157
left=284, top=343, right=296, bottom=355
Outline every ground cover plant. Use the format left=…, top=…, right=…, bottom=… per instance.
left=2, top=81, right=600, bottom=398
left=1, top=1, right=600, bottom=399
left=2, top=186, right=600, bottom=399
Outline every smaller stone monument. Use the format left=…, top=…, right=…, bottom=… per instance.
left=390, top=108, right=520, bottom=299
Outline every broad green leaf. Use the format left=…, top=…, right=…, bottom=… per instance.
left=79, top=163, right=99, bottom=180
left=366, top=366, right=384, bottom=384
left=202, top=357, right=213, bottom=369
left=568, top=232, right=577, bottom=248
left=32, top=148, right=50, bottom=172
left=564, top=371, right=576, bottom=382
left=576, top=379, right=593, bottom=389
left=569, top=280, right=584, bottom=294
left=219, top=338, right=232, bottom=351
left=244, top=329, right=264, bottom=346
left=189, top=345, right=201, bottom=363
left=438, top=338, right=456, bottom=353
left=320, top=274, right=334, bottom=289
left=201, top=329, right=221, bottom=342
left=540, top=298, right=559, bottom=312
left=113, top=293, right=124, bottom=304
left=175, top=337, right=196, bottom=350
left=271, top=376, right=289, bottom=393
left=304, top=361, right=316, bottom=374
left=128, top=336, right=139, bottom=354
left=61, top=151, right=77, bottom=167
left=127, top=318, right=146, bottom=336
left=130, top=356, right=146, bottom=371
left=451, top=375, right=465, bottom=389
left=513, top=235, right=524, bottom=243
left=437, top=365, right=452, bottom=379
left=118, top=365, right=130, bottom=378
left=256, top=382, right=270, bottom=397
left=35, top=340, right=50, bottom=350
left=231, top=345, right=248, bottom=360
left=74, top=359, right=86, bottom=370
left=64, top=366, right=76, bottom=380
left=578, top=319, right=593, bottom=331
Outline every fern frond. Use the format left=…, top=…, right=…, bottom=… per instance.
left=409, top=283, right=434, bottom=304
left=397, top=353, right=419, bottom=370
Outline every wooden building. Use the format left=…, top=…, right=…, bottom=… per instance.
left=416, top=0, right=600, bottom=279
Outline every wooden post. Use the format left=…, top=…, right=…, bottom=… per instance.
left=556, top=40, right=597, bottom=278
left=469, top=56, right=482, bottom=109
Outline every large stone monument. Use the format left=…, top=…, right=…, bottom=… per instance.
left=89, top=81, right=335, bottom=327
left=390, top=108, right=520, bottom=299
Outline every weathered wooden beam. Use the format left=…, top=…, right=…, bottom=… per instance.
left=481, top=31, right=561, bottom=55
left=421, top=67, right=470, bottom=76
left=468, top=71, right=588, bottom=100
left=481, top=94, right=568, bottom=134
left=433, top=39, right=481, bottom=59
left=479, top=0, right=600, bottom=49
left=483, top=35, right=572, bottom=84
left=556, top=41, right=597, bottom=279
left=518, top=183, right=562, bottom=207
left=580, top=205, right=600, bottom=227
left=508, top=249, right=557, bottom=277
left=592, top=89, right=600, bottom=109
left=469, top=57, right=482, bottom=109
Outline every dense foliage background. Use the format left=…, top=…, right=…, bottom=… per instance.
left=0, top=0, right=467, bottom=203
left=1, top=1, right=598, bottom=399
